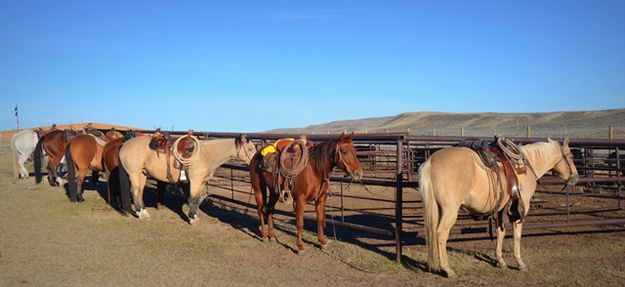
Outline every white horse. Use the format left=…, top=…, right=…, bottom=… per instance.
left=11, top=130, right=40, bottom=179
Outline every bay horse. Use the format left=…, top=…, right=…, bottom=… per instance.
left=65, top=129, right=124, bottom=202
left=10, top=129, right=39, bottom=179
left=250, top=132, right=363, bottom=252
left=34, top=128, right=80, bottom=186
left=101, top=130, right=144, bottom=213
left=119, top=135, right=256, bottom=223
left=419, top=137, right=578, bottom=278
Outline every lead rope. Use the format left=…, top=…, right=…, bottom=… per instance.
left=173, top=134, right=201, bottom=167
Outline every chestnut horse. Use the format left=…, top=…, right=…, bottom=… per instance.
left=119, top=135, right=256, bottom=223
left=250, top=132, right=363, bottom=253
left=65, top=129, right=124, bottom=202
left=34, top=128, right=80, bottom=186
left=419, top=138, right=578, bottom=278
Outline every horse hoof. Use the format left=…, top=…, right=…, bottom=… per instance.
left=320, top=240, right=331, bottom=249
left=444, top=269, right=458, bottom=278
left=297, top=249, right=305, bottom=255
left=189, top=217, right=199, bottom=226
left=137, top=210, right=151, bottom=219
left=497, top=259, right=508, bottom=268
left=518, top=263, right=528, bottom=271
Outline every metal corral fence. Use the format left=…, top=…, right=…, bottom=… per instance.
left=133, top=130, right=625, bottom=264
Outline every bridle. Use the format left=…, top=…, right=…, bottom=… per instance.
left=335, top=143, right=353, bottom=175
left=556, top=145, right=578, bottom=187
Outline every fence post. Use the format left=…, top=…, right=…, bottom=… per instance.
left=461, top=127, right=464, bottom=137
left=527, top=125, right=532, bottom=137
left=609, top=126, right=613, bottom=139
left=395, top=137, right=404, bottom=264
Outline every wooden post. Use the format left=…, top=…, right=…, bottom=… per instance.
left=527, top=125, right=532, bottom=138
left=460, top=127, right=464, bottom=137
left=609, top=125, right=613, bottom=139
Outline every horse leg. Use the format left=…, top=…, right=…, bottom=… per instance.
left=76, top=169, right=89, bottom=202
left=18, top=153, right=29, bottom=179
left=437, top=208, right=459, bottom=278
left=187, top=180, right=203, bottom=225
left=495, top=214, right=508, bottom=268
left=156, top=181, right=166, bottom=209
left=315, top=193, right=329, bottom=248
left=253, top=181, right=267, bottom=241
left=266, top=187, right=280, bottom=242
left=513, top=220, right=527, bottom=271
left=131, top=174, right=149, bottom=219
left=295, top=196, right=306, bottom=253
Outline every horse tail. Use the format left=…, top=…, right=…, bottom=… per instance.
left=34, top=138, right=44, bottom=184
left=419, top=160, right=441, bottom=272
left=11, top=140, right=20, bottom=179
left=118, top=155, right=133, bottom=215
left=65, top=143, right=78, bottom=202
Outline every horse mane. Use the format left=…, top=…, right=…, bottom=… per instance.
left=521, top=141, right=559, bottom=163
left=309, top=140, right=337, bottom=171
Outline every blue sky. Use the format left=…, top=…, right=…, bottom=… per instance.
left=1, top=0, right=624, bottom=132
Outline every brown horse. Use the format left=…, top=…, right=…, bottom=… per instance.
left=119, top=135, right=256, bottom=222
left=419, top=138, right=578, bottom=277
left=101, top=131, right=145, bottom=213
left=250, top=132, right=363, bottom=252
left=34, top=128, right=80, bottom=186
left=65, top=129, right=124, bottom=202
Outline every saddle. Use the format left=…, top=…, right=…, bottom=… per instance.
left=258, top=138, right=310, bottom=203
left=459, top=136, right=527, bottom=221
left=149, top=130, right=182, bottom=183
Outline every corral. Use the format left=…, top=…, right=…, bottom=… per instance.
left=1, top=131, right=625, bottom=286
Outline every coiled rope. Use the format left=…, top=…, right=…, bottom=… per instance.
left=496, top=136, right=524, bottom=165
left=279, top=140, right=309, bottom=178
left=173, top=134, right=201, bottom=167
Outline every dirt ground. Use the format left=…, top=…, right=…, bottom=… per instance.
left=1, top=144, right=625, bottom=286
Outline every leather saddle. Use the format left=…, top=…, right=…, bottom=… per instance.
left=458, top=137, right=527, bottom=221
left=149, top=130, right=182, bottom=183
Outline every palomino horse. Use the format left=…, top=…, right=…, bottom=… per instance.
left=250, top=132, right=363, bottom=252
left=65, top=129, right=124, bottom=202
left=10, top=129, right=39, bottom=179
left=34, top=128, right=80, bottom=186
left=419, top=137, right=578, bottom=277
left=119, top=135, right=256, bottom=223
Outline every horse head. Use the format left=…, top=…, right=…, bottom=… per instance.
left=549, top=137, right=579, bottom=187
left=235, top=134, right=257, bottom=165
left=335, top=132, right=363, bottom=181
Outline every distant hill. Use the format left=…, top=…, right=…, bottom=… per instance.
left=269, top=108, right=625, bottom=139
left=0, top=122, right=139, bottom=143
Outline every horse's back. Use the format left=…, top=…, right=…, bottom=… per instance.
left=11, top=130, right=38, bottom=153
left=427, top=147, right=492, bottom=209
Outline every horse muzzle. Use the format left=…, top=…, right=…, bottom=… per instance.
left=352, top=169, right=363, bottom=182
left=567, top=175, right=579, bottom=187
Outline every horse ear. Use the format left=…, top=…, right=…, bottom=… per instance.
left=347, top=132, right=354, bottom=142
left=563, top=136, right=570, bottom=147
left=240, top=134, right=248, bottom=143
left=547, top=137, right=554, bottom=143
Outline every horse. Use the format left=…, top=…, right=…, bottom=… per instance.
left=118, top=134, right=257, bottom=223
left=34, top=128, right=80, bottom=186
left=10, top=129, right=39, bottom=179
left=101, top=131, right=143, bottom=213
left=249, top=132, right=363, bottom=253
left=65, top=129, right=124, bottom=202
left=419, top=137, right=579, bottom=278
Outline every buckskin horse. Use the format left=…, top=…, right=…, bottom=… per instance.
left=65, top=129, right=124, bottom=202
left=10, top=129, right=39, bottom=179
left=34, top=128, right=80, bottom=186
left=419, top=137, right=578, bottom=278
left=118, top=134, right=256, bottom=223
left=250, top=132, right=363, bottom=253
